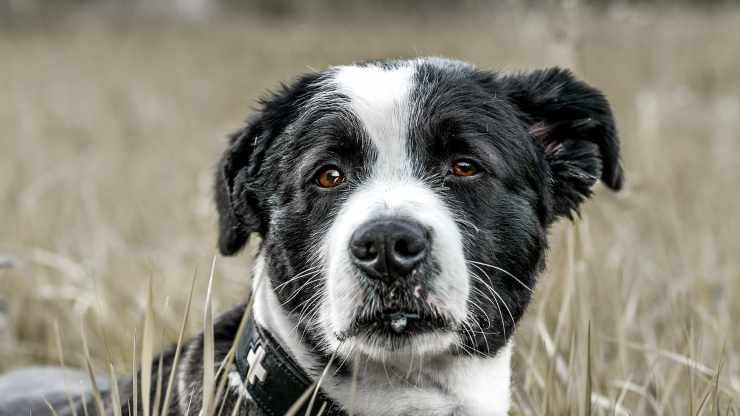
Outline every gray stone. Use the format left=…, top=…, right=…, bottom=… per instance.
left=0, top=366, right=108, bottom=405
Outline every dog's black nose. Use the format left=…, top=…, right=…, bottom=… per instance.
left=349, top=219, right=429, bottom=282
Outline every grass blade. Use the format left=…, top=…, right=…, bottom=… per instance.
left=152, top=351, right=165, bottom=416
left=305, top=345, right=340, bottom=416
left=109, top=363, right=123, bottom=416
left=142, top=278, right=156, bottom=416
left=81, top=317, right=106, bottom=416
left=43, top=398, right=61, bottom=416
left=229, top=394, right=244, bottom=416
left=200, top=256, right=217, bottom=416
left=584, top=322, right=592, bottom=416
left=161, top=270, right=198, bottom=414
left=132, top=329, right=138, bottom=416
left=209, top=280, right=259, bottom=416
left=81, top=392, right=90, bottom=416
left=53, top=320, right=79, bottom=416
left=285, top=382, right=317, bottom=416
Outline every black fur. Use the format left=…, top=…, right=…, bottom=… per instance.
left=215, top=71, right=332, bottom=255
left=497, top=68, right=623, bottom=219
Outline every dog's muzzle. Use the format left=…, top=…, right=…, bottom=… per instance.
left=344, top=218, right=445, bottom=338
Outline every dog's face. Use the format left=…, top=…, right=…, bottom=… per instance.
left=215, top=58, right=622, bottom=363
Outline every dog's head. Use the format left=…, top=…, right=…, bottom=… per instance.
left=215, top=58, right=622, bottom=362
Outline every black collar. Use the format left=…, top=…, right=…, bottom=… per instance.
left=235, top=318, right=346, bottom=416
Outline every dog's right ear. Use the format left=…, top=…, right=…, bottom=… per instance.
left=214, top=119, right=265, bottom=256
left=215, top=71, right=324, bottom=255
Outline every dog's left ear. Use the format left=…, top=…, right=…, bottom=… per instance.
left=500, top=68, right=624, bottom=220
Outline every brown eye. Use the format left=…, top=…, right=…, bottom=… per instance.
left=451, top=159, right=479, bottom=177
left=315, top=166, right=346, bottom=188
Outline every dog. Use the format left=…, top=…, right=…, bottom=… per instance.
left=0, top=57, right=623, bottom=416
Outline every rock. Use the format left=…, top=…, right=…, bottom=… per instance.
left=0, top=257, right=15, bottom=269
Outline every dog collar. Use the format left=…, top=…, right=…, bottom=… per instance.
left=235, top=318, right=346, bottom=416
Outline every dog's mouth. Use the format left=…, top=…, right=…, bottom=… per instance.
left=337, top=305, right=451, bottom=343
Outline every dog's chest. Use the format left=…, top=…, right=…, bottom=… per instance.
left=318, top=348, right=512, bottom=416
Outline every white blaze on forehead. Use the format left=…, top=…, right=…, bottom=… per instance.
left=332, top=64, right=415, bottom=172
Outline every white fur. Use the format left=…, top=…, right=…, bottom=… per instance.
left=434, top=343, right=513, bottom=415
left=332, top=64, right=414, bottom=174
left=177, top=332, right=198, bottom=414
left=228, top=370, right=251, bottom=400
left=252, top=255, right=322, bottom=372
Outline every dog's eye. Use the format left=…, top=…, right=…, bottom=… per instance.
left=315, top=166, right=346, bottom=188
left=450, top=159, right=480, bottom=177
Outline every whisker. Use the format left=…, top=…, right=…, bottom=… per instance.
left=465, top=294, right=494, bottom=354
left=454, top=336, right=496, bottom=359
left=469, top=266, right=516, bottom=329
left=466, top=259, right=533, bottom=293
left=273, top=265, right=323, bottom=292
left=468, top=311, right=491, bottom=354
left=469, top=270, right=507, bottom=338
left=292, top=289, right=326, bottom=342
left=469, top=286, right=496, bottom=328
left=454, top=217, right=480, bottom=234
left=459, top=320, right=477, bottom=349
left=280, top=272, right=323, bottom=306
left=334, top=340, right=356, bottom=373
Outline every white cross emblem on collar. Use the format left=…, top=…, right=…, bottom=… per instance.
left=246, top=344, right=268, bottom=385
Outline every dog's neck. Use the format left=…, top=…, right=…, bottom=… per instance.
left=249, top=255, right=512, bottom=416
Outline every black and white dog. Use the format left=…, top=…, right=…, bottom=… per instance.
left=0, top=57, right=622, bottom=416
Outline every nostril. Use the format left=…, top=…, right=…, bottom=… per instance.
left=394, top=238, right=425, bottom=257
left=394, top=239, right=408, bottom=256
left=361, top=242, right=378, bottom=260
left=351, top=240, right=378, bottom=261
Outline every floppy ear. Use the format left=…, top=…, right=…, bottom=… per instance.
left=500, top=68, right=624, bottom=220
left=214, top=119, right=265, bottom=256
left=214, top=72, right=324, bottom=255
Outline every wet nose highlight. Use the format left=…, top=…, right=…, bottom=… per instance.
left=349, top=218, right=429, bottom=282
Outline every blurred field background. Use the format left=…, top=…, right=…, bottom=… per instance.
left=1, top=1, right=739, bottom=414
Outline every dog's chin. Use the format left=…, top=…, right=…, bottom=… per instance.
left=348, top=330, right=458, bottom=362
left=335, top=307, right=459, bottom=360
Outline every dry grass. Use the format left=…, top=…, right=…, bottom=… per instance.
left=0, top=5, right=739, bottom=414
